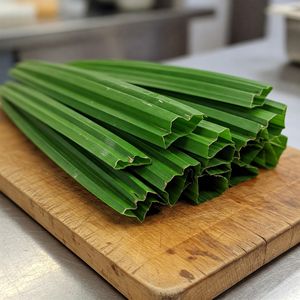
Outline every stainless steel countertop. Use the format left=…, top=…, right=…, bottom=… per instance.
left=1, top=38, right=300, bottom=299
left=0, top=8, right=213, bottom=51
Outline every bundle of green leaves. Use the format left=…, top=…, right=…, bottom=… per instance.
left=0, top=60, right=287, bottom=221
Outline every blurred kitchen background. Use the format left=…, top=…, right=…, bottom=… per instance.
left=0, top=0, right=298, bottom=83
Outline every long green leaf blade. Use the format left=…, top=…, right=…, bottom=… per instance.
left=70, top=60, right=271, bottom=108
left=2, top=100, right=160, bottom=221
left=1, top=82, right=151, bottom=169
left=11, top=61, right=203, bottom=148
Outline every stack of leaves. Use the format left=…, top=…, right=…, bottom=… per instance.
left=0, top=60, right=287, bottom=221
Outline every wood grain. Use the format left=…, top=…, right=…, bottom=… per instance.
left=0, top=110, right=299, bottom=300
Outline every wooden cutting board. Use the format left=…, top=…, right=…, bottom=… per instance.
left=0, top=110, right=299, bottom=300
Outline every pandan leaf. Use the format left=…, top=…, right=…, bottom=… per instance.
left=101, top=129, right=200, bottom=205
left=0, top=59, right=288, bottom=221
left=11, top=61, right=203, bottom=148
left=2, top=100, right=161, bottom=221
left=230, top=159, right=259, bottom=186
left=1, top=82, right=151, bottom=169
left=70, top=60, right=271, bottom=108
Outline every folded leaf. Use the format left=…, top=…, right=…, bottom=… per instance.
left=70, top=60, right=270, bottom=108
left=175, top=120, right=234, bottom=159
left=11, top=61, right=203, bottom=148
left=103, top=130, right=200, bottom=205
left=253, top=135, right=288, bottom=169
left=230, top=159, right=259, bottom=186
left=2, top=101, right=160, bottom=221
left=1, top=82, right=150, bottom=169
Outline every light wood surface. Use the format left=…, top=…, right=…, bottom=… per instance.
left=0, top=110, right=299, bottom=300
